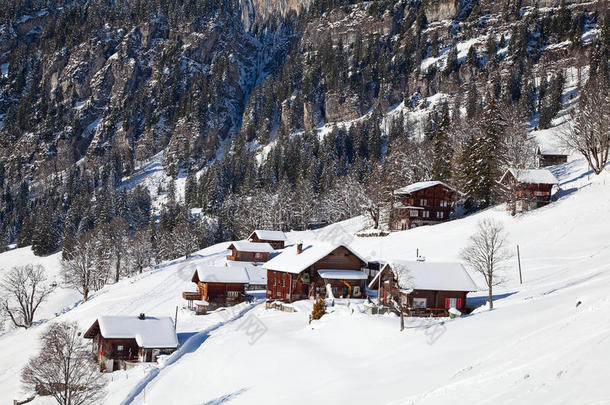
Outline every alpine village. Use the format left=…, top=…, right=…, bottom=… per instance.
left=0, top=0, right=609, bottom=404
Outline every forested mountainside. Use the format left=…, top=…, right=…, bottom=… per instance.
left=0, top=0, right=609, bottom=261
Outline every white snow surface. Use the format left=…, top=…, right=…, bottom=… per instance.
left=503, top=168, right=559, bottom=185
left=2, top=146, right=610, bottom=404
left=372, top=260, right=479, bottom=292
left=94, top=316, right=178, bottom=348
left=262, top=241, right=367, bottom=274
left=249, top=230, right=287, bottom=241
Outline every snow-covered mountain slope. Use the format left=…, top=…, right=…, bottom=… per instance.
left=1, top=153, right=610, bottom=404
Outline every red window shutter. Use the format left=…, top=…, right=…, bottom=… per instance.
left=457, top=298, right=462, bottom=309
left=445, top=298, right=450, bottom=309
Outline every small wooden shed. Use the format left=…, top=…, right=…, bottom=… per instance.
left=226, top=241, right=274, bottom=262
left=83, top=314, right=178, bottom=372
left=536, top=146, right=568, bottom=167
left=499, top=168, right=559, bottom=211
left=370, top=260, right=478, bottom=317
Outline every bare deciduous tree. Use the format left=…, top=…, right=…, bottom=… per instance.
left=460, top=218, right=512, bottom=309
left=22, top=321, right=105, bottom=405
left=561, top=75, right=610, bottom=175
left=61, top=233, right=97, bottom=301
left=1, top=265, right=54, bottom=328
left=129, top=228, right=153, bottom=274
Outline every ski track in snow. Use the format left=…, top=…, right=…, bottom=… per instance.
left=121, top=302, right=260, bottom=405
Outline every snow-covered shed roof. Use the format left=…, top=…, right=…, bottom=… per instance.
left=227, top=241, right=274, bottom=253
left=84, top=315, right=178, bottom=348
left=394, top=181, right=462, bottom=195
left=262, top=241, right=367, bottom=274
left=369, top=260, right=478, bottom=292
left=317, top=269, right=368, bottom=280
left=193, top=264, right=263, bottom=284
left=500, top=168, right=559, bottom=185
left=249, top=230, right=287, bottom=241
left=537, top=145, right=567, bottom=156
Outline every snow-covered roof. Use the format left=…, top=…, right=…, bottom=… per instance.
left=227, top=241, right=274, bottom=253
left=244, top=265, right=268, bottom=285
left=369, top=260, right=478, bottom=292
left=86, top=315, right=178, bottom=348
left=317, top=269, right=368, bottom=280
left=537, top=145, right=567, bottom=156
left=262, top=241, right=367, bottom=274
left=501, top=168, right=559, bottom=185
left=249, top=230, right=287, bottom=241
left=194, top=264, right=260, bottom=284
left=394, top=181, right=462, bottom=195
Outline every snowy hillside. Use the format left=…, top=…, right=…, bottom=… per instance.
left=1, top=151, right=610, bottom=404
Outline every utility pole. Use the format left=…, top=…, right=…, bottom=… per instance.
left=517, top=245, right=523, bottom=285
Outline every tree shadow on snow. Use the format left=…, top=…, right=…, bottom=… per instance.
left=201, top=388, right=249, bottom=405
left=467, top=291, right=517, bottom=309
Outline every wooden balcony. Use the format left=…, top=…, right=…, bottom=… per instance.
left=406, top=307, right=449, bottom=317
left=182, top=291, right=201, bottom=301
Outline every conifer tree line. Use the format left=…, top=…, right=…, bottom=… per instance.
left=0, top=0, right=609, bottom=271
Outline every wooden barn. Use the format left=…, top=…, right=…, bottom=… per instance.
left=536, top=146, right=568, bottom=167
left=248, top=230, right=287, bottom=249
left=499, top=168, right=559, bottom=212
left=226, top=241, right=274, bottom=262
left=83, top=314, right=178, bottom=372
left=390, top=181, right=462, bottom=231
left=183, top=264, right=266, bottom=310
left=370, top=260, right=478, bottom=317
left=263, top=241, right=368, bottom=302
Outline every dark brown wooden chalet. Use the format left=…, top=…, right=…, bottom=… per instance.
left=183, top=265, right=266, bottom=310
left=226, top=241, right=274, bottom=262
left=83, top=314, right=178, bottom=372
left=370, top=260, right=478, bottom=317
left=248, top=230, right=287, bottom=249
left=499, top=168, right=559, bottom=212
left=537, top=146, right=568, bottom=167
left=263, top=242, right=368, bottom=302
left=390, top=181, right=462, bottom=231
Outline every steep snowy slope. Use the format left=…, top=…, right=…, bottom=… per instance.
left=1, top=153, right=609, bottom=404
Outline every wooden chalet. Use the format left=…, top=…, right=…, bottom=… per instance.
left=83, top=314, right=178, bottom=372
left=263, top=241, right=368, bottom=302
left=183, top=264, right=267, bottom=310
left=226, top=241, right=274, bottom=262
left=499, top=168, right=559, bottom=212
left=370, top=260, right=478, bottom=317
left=390, top=181, right=462, bottom=231
left=248, top=229, right=287, bottom=249
left=536, top=146, right=568, bottom=167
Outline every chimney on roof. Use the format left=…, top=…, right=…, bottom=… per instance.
left=139, top=313, right=146, bottom=320
left=297, top=243, right=303, bottom=254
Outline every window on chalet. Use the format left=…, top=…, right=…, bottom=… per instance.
left=353, top=286, right=360, bottom=296
left=534, top=191, right=547, bottom=196
left=277, top=291, right=282, bottom=297
left=413, top=298, right=427, bottom=308
left=422, top=211, right=430, bottom=218
left=436, top=212, right=444, bottom=219
left=228, top=291, right=239, bottom=297
left=447, top=297, right=458, bottom=309
left=420, top=199, right=427, bottom=206
left=254, top=252, right=263, bottom=259
left=117, top=345, right=124, bottom=352
left=273, top=278, right=277, bottom=286
left=281, top=279, right=285, bottom=287
left=440, top=200, right=448, bottom=207
left=236, top=251, right=240, bottom=258
left=409, top=210, right=419, bottom=217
